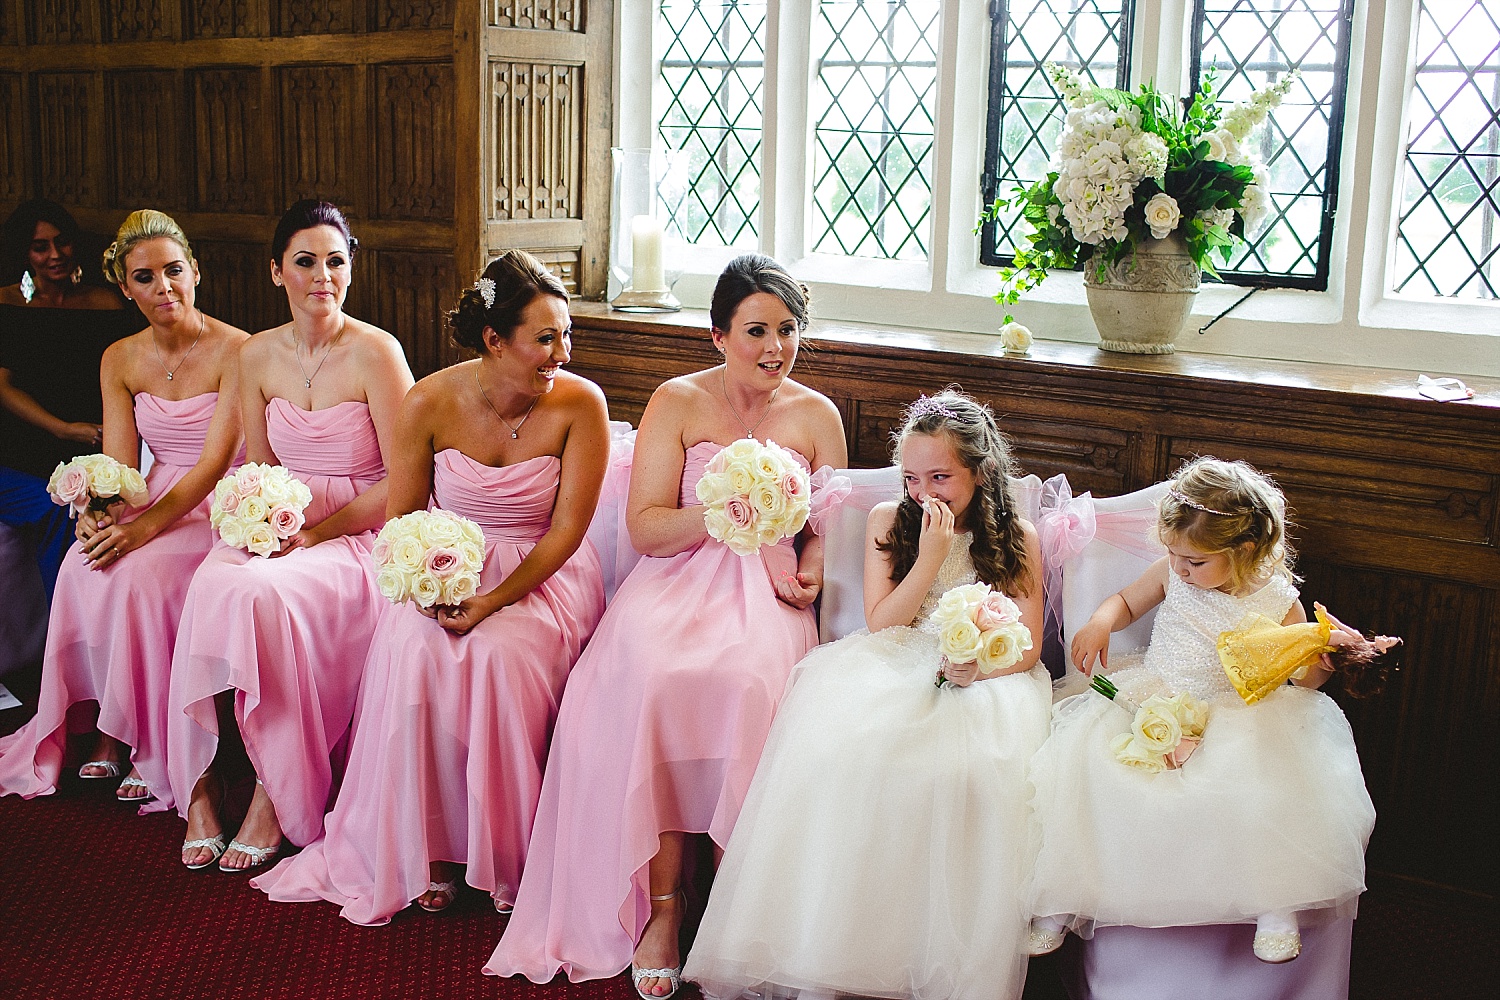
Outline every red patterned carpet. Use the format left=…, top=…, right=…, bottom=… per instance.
left=0, top=680, right=1492, bottom=1000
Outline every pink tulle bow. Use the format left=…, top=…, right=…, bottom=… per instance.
left=806, top=467, right=853, bottom=536
left=1037, top=475, right=1096, bottom=648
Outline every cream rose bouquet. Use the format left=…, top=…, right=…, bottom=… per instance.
left=47, top=453, right=149, bottom=515
left=694, top=438, right=812, bottom=556
left=372, top=509, right=485, bottom=609
left=930, top=582, right=1034, bottom=688
left=209, top=463, right=313, bottom=558
left=980, top=63, right=1297, bottom=319
left=1092, top=676, right=1209, bottom=773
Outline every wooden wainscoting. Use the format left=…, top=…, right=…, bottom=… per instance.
left=568, top=302, right=1500, bottom=911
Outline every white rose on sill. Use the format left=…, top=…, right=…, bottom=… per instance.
left=1144, top=193, right=1182, bottom=240
left=999, top=322, right=1033, bottom=354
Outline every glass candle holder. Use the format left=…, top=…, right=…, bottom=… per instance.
left=610, top=147, right=688, bottom=312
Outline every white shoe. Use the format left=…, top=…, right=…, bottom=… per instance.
left=181, top=834, right=226, bottom=871
left=218, top=838, right=281, bottom=873
left=78, top=760, right=124, bottom=779
left=1027, top=920, right=1066, bottom=956
left=1253, top=929, right=1302, bottom=963
left=631, top=965, right=682, bottom=1000
left=416, top=879, right=460, bottom=913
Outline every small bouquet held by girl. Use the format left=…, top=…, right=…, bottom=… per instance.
left=1090, top=674, right=1209, bottom=772
left=932, top=581, right=1034, bottom=687
left=209, top=463, right=313, bottom=557
left=372, top=509, right=485, bottom=609
left=47, top=453, right=149, bottom=516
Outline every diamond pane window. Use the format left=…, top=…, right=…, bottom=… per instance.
left=1190, top=0, right=1354, bottom=290
left=810, top=0, right=941, bottom=260
left=980, top=1, right=1134, bottom=266
left=658, top=1, right=766, bottom=249
left=1393, top=0, right=1500, bottom=300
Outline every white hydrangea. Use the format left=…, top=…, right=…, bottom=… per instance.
left=1050, top=99, right=1148, bottom=245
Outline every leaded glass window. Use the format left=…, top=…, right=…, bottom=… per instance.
left=810, top=0, right=942, bottom=260
left=657, top=1, right=767, bottom=249
left=979, top=1, right=1135, bottom=267
left=1189, top=0, right=1355, bottom=290
left=1393, top=0, right=1500, bottom=300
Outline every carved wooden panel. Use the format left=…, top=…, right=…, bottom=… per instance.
left=368, top=249, right=458, bottom=379
left=277, top=64, right=359, bottom=210
left=191, top=68, right=266, bottom=214
left=193, top=238, right=287, bottom=335
left=106, top=0, right=173, bottom=41
left=0, top=73, right=24, bottom=200
left=273, top=0, right=357, bottom=34
left=108, top=70, right=183, bottom=207
left=374, top=62, right=454, bottom=221
left=0, top=2, right=16, bottom=44
left=488, top=0, right=579, bottom=31
left=29, top=0, right=96, bottom=43
left=490, top=61, right=581, bottom=221
left=190, top=0, right=260, bottom=38
left=528, top=247, right=580, bottom=294
left=378, top=0, right=452, bottom=30
left=32, top=72, right=96, bottom=205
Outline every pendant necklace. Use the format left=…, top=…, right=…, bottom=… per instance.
left=294, top=316, right=346, bottom=389
left=721, top=370, right=779, bottom=439
left=475, top=368, right=538, bottom=439
left=152, top=309, right=206, bottom=382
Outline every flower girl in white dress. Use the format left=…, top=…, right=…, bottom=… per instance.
left=1027, top=458, right=1376, bottom=965
left=684, top=390, right=1052, bottom=1000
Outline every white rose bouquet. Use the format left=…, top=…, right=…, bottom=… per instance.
left=1092, top=676, right=1209, bottom=773
left=694, top=438, right=812, bottom=556
left=372, top=509, right=485, bottom=609
left=47, top=453, right=149, bottom=515
left=930, top=582, right=1034, bottom=688
left=981, top=62, right=1297, bottom=321
left=209, top=463, right=313, bottom=558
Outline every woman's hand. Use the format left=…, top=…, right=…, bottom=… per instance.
left=75, top=504, right=120, bottom=543
left=774, top=569, right=822, bottom=610
left=940, top=658, right=981, bottom=688
left=436, top=595, right=498, bottom=636
left=1070, top=619, right=1112, bottom=676
left=79, top=517, right=155, bottom=570
left=61, top=421, right=103, bottom=445
left=916, top=497, right=956, bottom=565
left=268, top=526, right=322, bottom=558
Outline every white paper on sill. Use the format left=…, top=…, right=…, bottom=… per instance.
left=1417, top=374, right=1474, bottom=402
left=0, top=683, right=20, bottom=711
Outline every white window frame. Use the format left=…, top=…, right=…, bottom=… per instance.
left=615, top=0, right=1500, bottom=377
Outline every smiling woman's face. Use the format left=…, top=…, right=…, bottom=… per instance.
left=28, top=221, right=75, bottom=284
left=712, top=291, right=800, bottom=391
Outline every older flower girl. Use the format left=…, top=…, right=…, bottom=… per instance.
left=684, top=390, right=1051, bottom=1000
left=1027, top=458, right=1376, bottom=965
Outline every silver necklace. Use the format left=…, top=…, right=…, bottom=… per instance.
left=475, top=368, right=538, bottom=439
left=151, top=309, right=206, bottom=382
left=721, top=370, right=779, bottom=438
left=294, top=316, right=346, bottom=389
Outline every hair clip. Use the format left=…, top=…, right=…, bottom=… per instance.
left=475, top=277, right=496, bottom=310
left=1167, top=487, right=1235, bottom=517
left=908, top=394, right=960, bottom=422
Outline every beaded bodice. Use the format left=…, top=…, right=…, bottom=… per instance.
left=1142, top=572, right=1299, bottom=700
left=914, top=532, right=978, bottom=632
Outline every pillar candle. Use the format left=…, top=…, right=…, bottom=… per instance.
left=631, top=215, right=667, bottom=293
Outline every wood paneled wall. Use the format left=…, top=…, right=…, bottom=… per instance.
left=0, top=1, right=614, bottom=378
left=566, top=303, right=1500, bottom=911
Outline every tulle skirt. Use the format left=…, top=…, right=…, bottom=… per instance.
left=686, top=627, right=1053, bottom=1000
left=1027, top=665, right=1375, bottom=931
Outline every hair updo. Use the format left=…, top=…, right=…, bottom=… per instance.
left=1158, top=456, right=1295, bottom=589
left=101, top=209, right=195, bottom=285
left=709, top=253, right=810, bottom=334
left=2, top=198, right=81, bottom=283
left=448, top=249, right=569, bottom=354
left=271, top=199, right=358, bottom=264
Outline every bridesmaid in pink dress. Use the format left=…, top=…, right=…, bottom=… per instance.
left=253, top=250, right=610, bottom=922
left=167, top=201, right=414, bottom=872
left=0, top=210, right=246, bottom=807
left=486, top=253, right=847, bottom=997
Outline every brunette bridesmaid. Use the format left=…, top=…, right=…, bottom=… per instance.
left=167, top=200, right=413, bottom=871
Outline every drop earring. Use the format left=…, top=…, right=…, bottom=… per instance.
left=19, top=270, right=35, bottom=302
left=70, top=265, right=82, bottom=285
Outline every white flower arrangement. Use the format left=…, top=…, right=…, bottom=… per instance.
left=930, top=582, right=1034, bottom=687
left=694, top=438, right=812, bottom=556
left=209, top=463, right=313, bottom=558
left=372, top=509, right=485, bottom=608
left=46, top=453, right=149, bottom=515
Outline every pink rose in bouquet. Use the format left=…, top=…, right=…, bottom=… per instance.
left=269, top=503, right=305, bottom=540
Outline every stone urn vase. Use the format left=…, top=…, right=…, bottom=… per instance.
left=1082, top=233, right=1201, bottom=354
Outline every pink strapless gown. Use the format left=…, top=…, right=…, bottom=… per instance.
left=486, top=441, right=818, bottom=983
left=0, top=393, right=219, bottom=808
left=252, top=450, right=606, bottom=923
left=166, top=398, right=385, bottom=846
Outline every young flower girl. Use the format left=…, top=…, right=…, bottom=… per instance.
left=684, top=390, right=1052, bottom=1000
left=1028, top=457, right=1376, bottom=964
